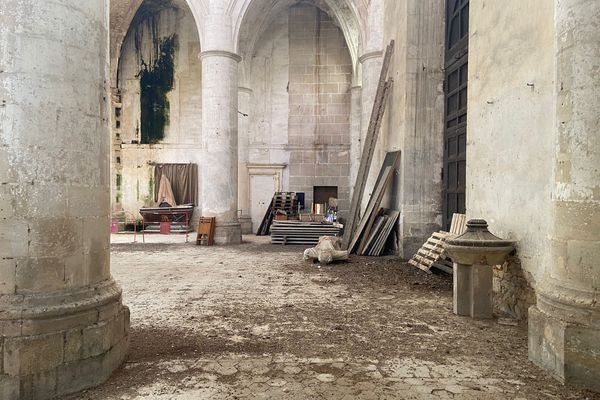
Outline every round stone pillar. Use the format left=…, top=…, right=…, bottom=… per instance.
left=528, top=0, right=600, bottom=392
left=238, top=87, right=253, bottom=234
left=349, top=85, right=363, bottom=198
left=359, top=51, right=384, bottom=210
left=200, top=50, right=243, bottom=244
left=0, top=1, right=129, bottom=398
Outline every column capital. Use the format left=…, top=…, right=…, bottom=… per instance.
left=359, top=50, right=383, bottom=64
left=200, top=50, right=242, bottom=62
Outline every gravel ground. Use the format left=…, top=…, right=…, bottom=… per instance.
left=65, top=234, right=600, bottom=400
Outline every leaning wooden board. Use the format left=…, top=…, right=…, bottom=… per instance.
left=342, top=41, right=395, bottom=249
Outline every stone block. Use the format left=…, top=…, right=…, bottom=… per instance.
left=528, top=306, right=595, bottom=386
left=0, top=375, right=20, bottom=400
left=15, top=257, right=66, bottom=294
left=19, top=369, right=57, bottom=400
left=82, top=216, right=110, bottom=253
left=56, top=354, right=103, bottom=397
left=82, top=321, right=112, bottom=359
left=3, top=333, right=63, bottom=376
left=27, top=217, right=83, bottom=258
left=0, top=220, right=29, bottom=258
left=84, top=249, right=110, bottom=285
left=21, top=309, right=98, bottom=336
left=64, top=329, right=83, bottom=363
left=0, top=259, right=16, bottom=295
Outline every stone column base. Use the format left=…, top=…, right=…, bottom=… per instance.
left=214, top=222, right=242, bottom=245
left=0, top=280, right=130, bottom=399
left=529, top=306, right=600, bottom=392
left=239, top=215, right=253, bottom=235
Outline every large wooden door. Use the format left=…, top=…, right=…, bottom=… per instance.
left=443, top=0, right=469, bottom=229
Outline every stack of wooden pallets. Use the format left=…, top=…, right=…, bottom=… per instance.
left=270, top=221, right=342, bottom=245
left=257, top=192, right=299, bottom=236
left=408, top=213, right=467, bottom=274
left=273, top=192, right=299, bottom=219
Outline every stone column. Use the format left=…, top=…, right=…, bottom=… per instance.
left=238, top=87, right=253, bottom=234
left=528, top=0, right=600, bottom=392
left=200, top=50, right=242, bottom=244
left=358, top=51, right=384, bottom=211
left=0, top=1, right=129, bottom=398
left=349, top=85, right=362, bottom=198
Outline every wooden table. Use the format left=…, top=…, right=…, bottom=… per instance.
left=139, top=205, right=194, bottom=243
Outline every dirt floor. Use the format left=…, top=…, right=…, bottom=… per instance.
left=66, top=235, right=599, bottom=400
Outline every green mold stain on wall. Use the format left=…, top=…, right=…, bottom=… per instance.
left=133, top=10, right=177, bottom=145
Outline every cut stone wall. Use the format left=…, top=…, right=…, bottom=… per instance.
left=241, top=3, right=353, bottom=221
left=288, top=5, right=352, bottom=216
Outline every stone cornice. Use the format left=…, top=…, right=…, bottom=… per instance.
left=200, top=50, right=242, bottom=62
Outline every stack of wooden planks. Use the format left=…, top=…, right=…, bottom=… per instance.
left=356, top=209, right=400, bottom=256
left=408, top=213, right=467, bottom=274
left=270, top=221, right=342, bottom=245
left=347, top=151, right=401, bottom=256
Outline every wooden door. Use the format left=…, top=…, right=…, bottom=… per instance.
left=250, top=175, right=277, bottom=234
left=443, top=0, right=469, bottom=229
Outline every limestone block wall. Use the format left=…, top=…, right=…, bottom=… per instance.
left=466, top=0, right=555, bottom=319
left=288, top=5, right=352, bottom=215
left=243, top=4, right=353, bottom=218
left=0, top=0, right=129, bottom=398
left=113, top=2, right=202, bottom=216
left=381, top=0, right=445, bottom=258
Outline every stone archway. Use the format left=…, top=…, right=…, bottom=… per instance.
left=233, top=0, right=365, bottom=225
left=110, top=0, right=205, bottom=223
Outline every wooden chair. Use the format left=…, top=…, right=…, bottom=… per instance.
left=196, top=217, right=216, bottom=246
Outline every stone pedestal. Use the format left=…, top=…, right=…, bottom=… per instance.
left=453, top=264, right=494, bottom=319
left=527, top=0, right=600, bottom=392
left=0, top=1, right=129, bottom=398
left=200, top=50, right=243, bottom=245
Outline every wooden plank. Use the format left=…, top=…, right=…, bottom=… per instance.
left=348, top=166, right=393, bottom=253
left=371, top=210, right=399, bottom=256
left=411, top=255, right=434, bottom=274
left=342, top=41, right=396, bottom=249
left=356, top=154, right=397, bottom=255
left=361, top=215, right=387, bottom=255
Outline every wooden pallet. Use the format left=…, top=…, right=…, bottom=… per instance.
left=408, top=213, right=467, bottom=274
